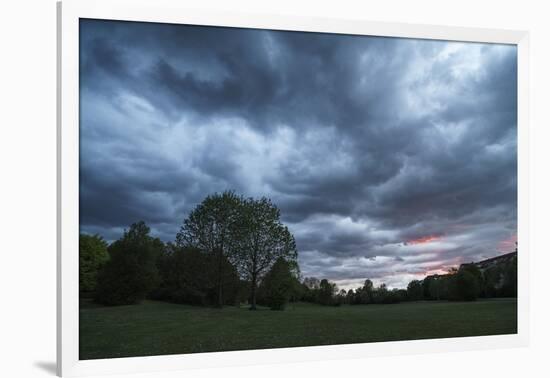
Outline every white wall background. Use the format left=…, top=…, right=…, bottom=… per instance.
left=1, top=0, right=548, bottom=377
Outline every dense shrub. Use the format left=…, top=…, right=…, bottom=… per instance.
left=257, top=258, right=296, bottom=310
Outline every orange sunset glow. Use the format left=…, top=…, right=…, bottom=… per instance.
left=407, top=235, right=441, bottom=245
left=498, top=234, right=517, bottom=252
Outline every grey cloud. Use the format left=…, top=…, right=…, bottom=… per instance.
left=79, top=19, right=517, bottom=288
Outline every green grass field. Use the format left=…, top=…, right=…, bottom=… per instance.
left=79, top=299, right=517, bottom=360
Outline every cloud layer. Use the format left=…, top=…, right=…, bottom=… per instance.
left=79, top=19, right=517, bottom=289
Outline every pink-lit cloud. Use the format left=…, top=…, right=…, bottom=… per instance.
left=406, top=235, right=442, bottom=245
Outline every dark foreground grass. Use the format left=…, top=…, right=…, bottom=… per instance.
left=80, top=298, right=517, bottom=360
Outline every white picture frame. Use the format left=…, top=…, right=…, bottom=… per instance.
left=57, top=0, right=530, bottom=376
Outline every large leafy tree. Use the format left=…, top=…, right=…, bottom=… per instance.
left=79, top=234, right=109, bottom=293
left=95, top=221, right=161, bottom=305
left=176, top=191, right=243, bottom=307
left=234, top=197, right=298, bottom=310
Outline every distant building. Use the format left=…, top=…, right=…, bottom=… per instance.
left=461, top=251, right=517, bottom=292
left=461, top=251, right=518, bottom=273
left=421, top=250, right=518, bottom=298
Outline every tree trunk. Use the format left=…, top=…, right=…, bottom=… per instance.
left=250, top=274, right=257, bottom=310
left=249, top=252, right=258, bottom=310
left=216, top=248, right=223, bottom=308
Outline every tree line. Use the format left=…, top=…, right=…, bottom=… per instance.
left=80, top=191, right=517, bottom=310
left=296, top=253, right=517, bottom=306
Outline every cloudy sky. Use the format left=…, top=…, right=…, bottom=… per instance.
left=79, top=19, right=517, bottom=290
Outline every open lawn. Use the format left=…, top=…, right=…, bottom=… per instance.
left=80, top=299, right=517, bottom=360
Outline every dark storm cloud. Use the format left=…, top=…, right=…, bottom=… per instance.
left=79, top=19, right=517, bottom=288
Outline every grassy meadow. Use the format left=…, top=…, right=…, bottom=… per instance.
left=80, top=298, right=517, bottom=360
